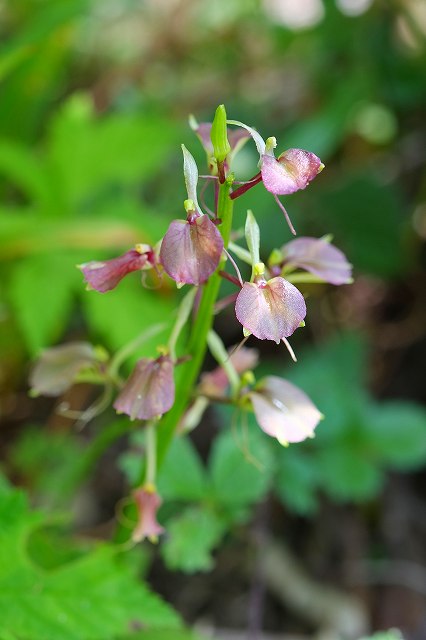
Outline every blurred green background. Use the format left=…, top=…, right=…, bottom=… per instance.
left=0, top=1, right=426, bottom=639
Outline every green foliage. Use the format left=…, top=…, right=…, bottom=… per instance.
left=208, top=425, right=274, bottom=508
left=161, top=506, right=226, bottom=572
left=158, top=436, right=209, bottom=502
left=0, top=484, right=181, bottom=640
left=359, top=631, right=403, bottom=640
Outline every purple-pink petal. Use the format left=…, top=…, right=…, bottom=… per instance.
left=79, top=249, right=149, bottom=293
left=283, top=237, right=352, bottom=285
left=30, top=342, right=96, bottom=397
left=250, top=376, right=322, bottom=444
left=160, top=215, right=223, bottom=285
left=132, top=487, right=165, bottom=542
left=235, top=277, right=306, bottom=344
left=113, top=356, right=175, bottom=421
left=261, top=149, right=322, bottom=195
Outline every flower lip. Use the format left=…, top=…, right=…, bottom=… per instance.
left=160, top=213, right=224, bottom=286
left=78, top=247, right=154, bottom=293
left=29, top=342, right=97, bottom=397
left=249, top=376, right=322, bottom=445
left=282, top=236, right=353, bottom=285
left=261, top=149, right=323, bottom=196
left=113, top=355, right=175, bottom=421
left=235, top=276, right=306, bottom=343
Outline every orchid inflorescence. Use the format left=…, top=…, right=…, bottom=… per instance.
left=31, top=105, right=352, bottom=542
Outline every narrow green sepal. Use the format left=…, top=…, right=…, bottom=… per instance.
left=211, top=104, right=231, bottom=163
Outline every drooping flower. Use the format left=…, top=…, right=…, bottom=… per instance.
left=160, top=145, right=224, bottom=285
left=78, top=244, right=156, bottom=293
left=235, top=263, right=306, bottom=344
left=29, top=342, right=100, bottom=396
left=160, top=206, right=224, bottom=285
left=281, top=236, right=353, bottom=285
left=248, top=376, right=322, bottom=445
left=113, top=355, right=175, bottom=421
left=228, top=120, right=324, bottom=233
left=132, top=484, right=165, bottom=543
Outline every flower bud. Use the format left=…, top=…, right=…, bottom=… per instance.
left=132, top=484, right=164, bottom=543
left=210, top=104, right=231, bottom=163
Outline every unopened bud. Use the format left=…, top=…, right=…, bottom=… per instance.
left=211, top=104, right=231, bottom=163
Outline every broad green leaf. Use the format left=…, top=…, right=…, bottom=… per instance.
left=120, top=628, right=205, bottom=640
left=367, top=401, right=426, bottom=469
left=316, top=447, right=383, bottom=501
left=48, top=104, right=182, bottom=207
left=318, top=175, right=408, bottom=278
left=158, top=436, right=208, bottom=501
left=7, top=252, right=83, bottom=355
left=161, top=506, right=225, bottom=573
left=359, top=631, right=402, bottom=640
left=275, top=448, right=319, bottom=515
left=208, top=421, right=274, bottom=507
left=0, top=142, right=53, bottom=210
left=0, top=487, right=181, bottom=640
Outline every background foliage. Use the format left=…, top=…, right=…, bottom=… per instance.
left=0, top=0, right=425, bottom=638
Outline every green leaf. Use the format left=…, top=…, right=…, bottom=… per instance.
left=275, top=448, right=319, bottom=515
left=48, top=103, right=182, bottom=207
left=7, top=252, right=83, bottom=355
left=359, top=631, right=403, bottom=640
left=0, top=486, right=181, bottom=640
left=367, top=401, right=426, bottom=469
left=0, top=141, right=53, bottom=209
left=158, top=436, right=208, bottom=501
left=161, top=506, right=225, bottom=573
left=120, top=628, right=205, bottom=640
left=318, top=175, right=409, bottom=278
left=82, top=276, right=175, bottom=367
left=208, top=421, right=274, bottom=508
left=316, top=447, right=383, bottom=502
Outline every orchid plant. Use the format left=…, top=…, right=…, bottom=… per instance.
left=31, top=105, right=352, bottom=543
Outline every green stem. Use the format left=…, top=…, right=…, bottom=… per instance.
left=145, top=422, right=157, bottom=486
left=156, top=176, right=234, bottom=466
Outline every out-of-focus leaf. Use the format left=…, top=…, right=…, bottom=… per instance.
left=0, top=142, right=53, bottom=209
left=367, top=401, right=426, bottom=469
left=317, top=447, right=383, bottom=501
left=120, top=628, right=205, bottom=640
left=208, top=421, right=274, bottom=507
left=82, top=277, right=175, bottom=367
left=7, top=252, right=83, bottom=355
left=318, top=175, right=409, bottom=278
left=158, top=436, right=208, bottom=501
left=0, top=486, right=181, bottom=640
left=275, top=448, right=319, bottom=515
left=48, top=103, right=183, bottom=207
left=161, top=506, right=225, bottom=573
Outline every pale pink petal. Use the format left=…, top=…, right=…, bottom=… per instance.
left=30, top=342, right=96, bottom=396
left=261, top=149, right=322, bottom=195
left=160, top=215, right=223, bottom=285
left=250, top=376, right=322, bottom=444
left=114, top=356, right=175, bottom=420
left=283, top=237, right=352, bottom=285
left=132, top=487, right=165, bottom=542
left=235, top=277, right=306, bottom=343
left=79, top=249, right=149, bottom=293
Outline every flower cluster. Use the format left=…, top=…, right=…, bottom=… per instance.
left=30, top=105, right=353, bottom=544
